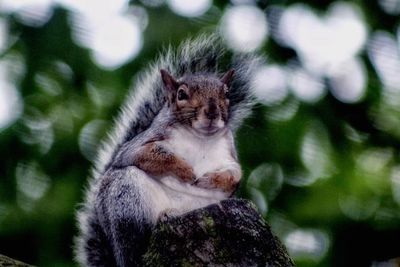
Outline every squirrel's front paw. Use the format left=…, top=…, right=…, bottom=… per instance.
left=195, top=170, right=239, bottom=194
left=193, top=174, right=214, bottom=189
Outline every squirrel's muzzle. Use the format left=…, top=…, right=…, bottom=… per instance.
left=204, top=99, right=219, bottom=121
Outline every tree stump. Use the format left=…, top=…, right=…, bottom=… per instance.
left=143, top=198, right=294, bottom=266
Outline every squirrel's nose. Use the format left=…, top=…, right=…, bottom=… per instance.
left=204, top=101, right=219, bottom=120
left=205, top=110, right=218, bottom=120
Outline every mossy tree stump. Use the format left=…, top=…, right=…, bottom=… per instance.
left=143, top=199, right=294, bottom=266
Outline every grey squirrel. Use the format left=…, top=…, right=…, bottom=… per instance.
left=74, top=35, right=262, bottom=267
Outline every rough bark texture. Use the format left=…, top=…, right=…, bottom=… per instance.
left=0, top=254, right=33, bottom=267
left=143, top=198, right=295, bottom=266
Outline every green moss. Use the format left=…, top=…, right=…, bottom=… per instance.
left=181, top=259, right=194, bottom=267
left=202, top=215, right=216, bottom=237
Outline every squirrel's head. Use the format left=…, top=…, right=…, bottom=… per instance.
left=160, top=69, right=234, bottom=136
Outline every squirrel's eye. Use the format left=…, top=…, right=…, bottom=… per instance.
left=177, top=89, right=188, bottom=101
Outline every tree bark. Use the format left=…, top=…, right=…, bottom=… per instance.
left=0, top=254, right=33, bottom=267
left=143, top=198, right=295, bottom=266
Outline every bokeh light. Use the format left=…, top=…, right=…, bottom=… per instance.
left=391, top=166, right=400, bottom=206
left=252, top=65, right=288, bottom=105
left=284, top=229, right=330, bottom=262
left=300, top=122, right=334, bottom=180
left=88, top=15, right=143, bottom=69
left=247, top=163, right=284, bottom=215
left=367, top=27, right=400, bottom=140
left=19, top=108, right=54, bottom=154
left=0, top=18, right=7, bottom=52
left=79, top=120, right=107, bottom=161
left=35, top=73, right=63, bottom=96
left=378, top=0, right=400, bottom=15
left=278, top=2, right=367, bottom=74
left=231, top=0, right=256, bottom=4
left=15, top=161, right=51, bottom=212
left=367, top=31, right=400, bottom=91
left=167, top=0, right=212, bottom=17
left=265, top=98, right=299, bottom=122
left=0, top=60, right=23, bottom=131
left=220, top=5, right=268, bottom=52
left=356, top=148, right=393, bottom=178
left=139, top=0, right=165, bottom=8
left=289, top=66, right=325, bottom=103
left=57, top=0, right=129, bottom=18
left=328, top=58, right=366, bottom=103
left=0, top=0, right=53, bottom=26
left=338, top=193, right=380, bottom=221
left=59, top=0, right=144, bottom=69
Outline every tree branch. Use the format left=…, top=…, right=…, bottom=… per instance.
left=0, top=254, right=33, bottom=267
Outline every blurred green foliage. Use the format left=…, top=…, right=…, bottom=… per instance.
left=0, top=1, right=400, bottom=266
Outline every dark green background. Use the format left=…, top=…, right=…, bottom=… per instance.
left=0, top=0, right=399, bottom=266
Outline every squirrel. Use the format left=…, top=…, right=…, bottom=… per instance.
left=74, top=34, right=262, bottom=267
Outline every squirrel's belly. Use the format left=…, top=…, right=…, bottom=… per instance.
left=156, top=176, right=228, bottom=214
left=164, top=127, right=234, bottom=178
left=160, top=177, right=227, bottom=214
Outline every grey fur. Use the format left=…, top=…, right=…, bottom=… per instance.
left=75, top=34, right=263, bottom=267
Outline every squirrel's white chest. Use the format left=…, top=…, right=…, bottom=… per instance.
left=163, top=127, right=233, bottom=177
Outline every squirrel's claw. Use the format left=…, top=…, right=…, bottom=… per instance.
left=191, top=177, right=199, bottom=186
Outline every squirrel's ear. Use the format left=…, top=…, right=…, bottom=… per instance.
left=221, top=69, right=235, bottom=87
left=160, top=69, right=178, bottom=92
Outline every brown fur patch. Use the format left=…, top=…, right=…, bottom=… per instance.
left=132, top=142, right=195, bottom=182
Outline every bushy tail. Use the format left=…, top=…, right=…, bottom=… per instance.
left=95, top=34, right=263, bottom=175
left=75, top=211, right=116, bottom=267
